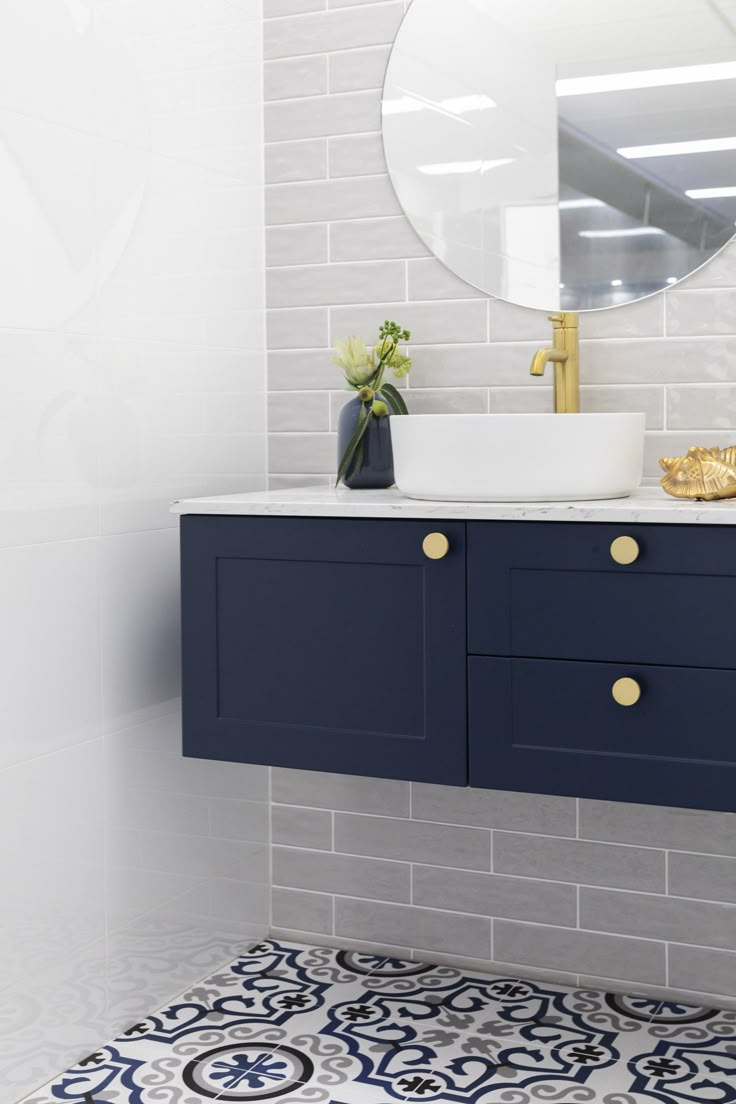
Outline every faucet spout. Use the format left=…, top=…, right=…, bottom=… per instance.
left=529, top=312, right=580, bottom=413
left=530, top=347, right=568, bottom=376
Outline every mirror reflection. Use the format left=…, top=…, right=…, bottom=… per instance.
left=382, top=0, right=736, bottom=311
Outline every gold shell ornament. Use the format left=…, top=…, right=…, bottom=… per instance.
left=659, top=446, right=736, bottom=501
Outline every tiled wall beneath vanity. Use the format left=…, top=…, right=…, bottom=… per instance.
left=271, top=769, right=736, bottom=1008
left=263, top=0, right=736, bottom=488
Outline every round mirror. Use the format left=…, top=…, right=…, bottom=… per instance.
left=382, top=0, right=736, bottom=311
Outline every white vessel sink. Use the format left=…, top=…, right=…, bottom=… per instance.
left=390, top=413, right=646, bottom=502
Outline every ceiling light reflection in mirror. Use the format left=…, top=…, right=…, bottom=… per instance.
left=382, top=0, right=736, bottom=311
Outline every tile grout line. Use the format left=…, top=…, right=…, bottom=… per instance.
left=270, top=803, right=736, bottom=860
left=270, top=862, right=732, bottom=909
left=289, top=889, right=736, bottom=958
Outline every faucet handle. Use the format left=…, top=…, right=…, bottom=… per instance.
left=548, top=312, right=578, bottom=328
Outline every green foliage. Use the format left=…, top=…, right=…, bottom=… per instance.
left=378, top=382, right=408, bottom=416
left=379, top=320, right=411, bottom=343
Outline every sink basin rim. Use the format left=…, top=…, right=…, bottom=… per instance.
left=389, top=411, right=646, bottom=503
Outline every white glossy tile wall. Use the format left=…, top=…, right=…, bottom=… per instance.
left=0, top=2, right=268, bottom=1099
left=264, top=0, right=736, bottom=485
left=264, top=1, right=736, bottom=1002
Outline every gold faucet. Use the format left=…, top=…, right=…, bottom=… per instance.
left=530, top=311, right=580, bottom=413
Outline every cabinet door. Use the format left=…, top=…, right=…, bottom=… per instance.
left=181, top=516, right=467, bottom=784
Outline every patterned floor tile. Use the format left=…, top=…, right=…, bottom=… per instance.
left=342, top=958, right=660, bottom=1054
left=18, top=938, right=736, bottom=1104
left=572, top=1032, right=736, bottom=1101
left=207, top=941, right=393, bottom=989
left=646, top=998, right=736, bottom=1042
left=20, top=1043, right=207, bottom=1103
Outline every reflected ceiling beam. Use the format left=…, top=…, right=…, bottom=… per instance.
left=557, top=61, right=736, bottom=96
left=708, top=0, right=736, bottom=34
left=558, top=123, right=733, bottom=250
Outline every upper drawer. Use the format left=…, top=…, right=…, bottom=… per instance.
left=468, top=521, right=736, bottom=669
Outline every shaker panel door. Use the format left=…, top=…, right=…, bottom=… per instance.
left=181, top=516, right=467, bottom=784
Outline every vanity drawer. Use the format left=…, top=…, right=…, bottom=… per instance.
left=467, top=521, right=736, bottom=669
left=468, top=656, right=736, bottom=812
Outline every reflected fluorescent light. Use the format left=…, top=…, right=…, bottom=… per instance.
left=666, top=277, right=678, bottom=284
left=418, top=158, right=515, bottom=175
left=686, top=185, right=736, bottom=198
left=383, top=96, right=423, bottom=115
left=382, top=91, right=496, bottom=120
left=558, top=198, right=605, bottom=210
left=559, top=282, right=565, bottom=289
left=579, top=227, right=665, bottom=238
left=619, top=137, right=736, bottom=158
left=557, top=61, right=736, bottom=97
left=442, top=94, right=496, bottom=113
left=611, top=280, right=623, bottom=287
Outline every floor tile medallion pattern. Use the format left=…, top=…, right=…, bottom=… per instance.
left=22, top=938, right=736, bottom=1103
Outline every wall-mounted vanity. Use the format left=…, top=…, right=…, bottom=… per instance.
left=175, top=489, right=736, bottom=816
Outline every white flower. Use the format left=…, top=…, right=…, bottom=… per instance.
left=332, top=336, right=376, bottom=386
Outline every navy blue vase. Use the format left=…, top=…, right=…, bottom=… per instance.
left=337, top=396, right=394, bottom=489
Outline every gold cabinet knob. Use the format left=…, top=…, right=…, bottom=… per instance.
left=610, top=535, right=640, bottom=565
left=612, top=677, right=641, bottom=707
left=422, top=532, right=449, bottom=560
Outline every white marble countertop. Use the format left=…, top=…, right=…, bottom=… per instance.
left=172, top=485, right=736, bottom=524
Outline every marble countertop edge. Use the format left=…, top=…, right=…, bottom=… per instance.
left=171, top=485, right=736, bottom=525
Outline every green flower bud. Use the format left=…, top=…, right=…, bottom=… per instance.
left=372, top=400, right=389, bottom=418
left=357, top=386, right=375, bottom=402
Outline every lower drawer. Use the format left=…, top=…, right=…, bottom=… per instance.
left=468, top=656, right=736, bottom=812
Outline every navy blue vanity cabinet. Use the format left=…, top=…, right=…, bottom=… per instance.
left=181, top=512, right=736, bottom=812
left=180, top=515, right=467, bottom=785
left=467, top=521, right=736, bottom=813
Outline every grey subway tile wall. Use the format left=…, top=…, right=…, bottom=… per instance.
left=411, top=866, right=577, bottom=928
left=271, top=804, right=333, bottom=848
left=579, top=799, right=736, bottom=855
left=335, top=898, right=492, bottom=958
left=271, top=769, right=736, bottom=1003
left=668, top=854, right=736, bottom=904
left=264, top=1, right=736, bottom=1000
left=334, top=812, right=491, bottom=869
left=265, top=139, right=327, bottom=184
left=493, top=920, right=667, bottom=987
left=272, top=886, right=334, bottom=931
left=580, top=889, right=736, bottom=952
left=264, top=0, right=736, bottom=483
left=669, top=946, right=736, bottom=1001
left=492, top=833, right=666, bottom=892
left=273, top=845, right=411, bottom=901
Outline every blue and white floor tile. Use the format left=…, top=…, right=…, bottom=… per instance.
left=20, top=937, right=736, bottom=1103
